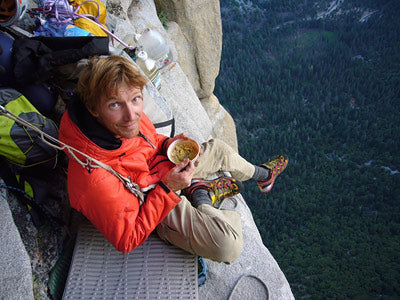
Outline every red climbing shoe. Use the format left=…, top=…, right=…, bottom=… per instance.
left=182, top=176, right=243, bottom=206
left=257, top=155, right=288, bottom=193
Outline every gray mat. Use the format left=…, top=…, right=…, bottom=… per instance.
left=63, top=221, right=198, bottom=299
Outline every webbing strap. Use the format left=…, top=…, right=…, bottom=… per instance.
left=154, top=117, right=175, bottom=138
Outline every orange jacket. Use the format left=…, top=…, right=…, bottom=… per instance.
left=59, top=109, right=181, bottom=253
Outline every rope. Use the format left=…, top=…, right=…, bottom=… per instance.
left=227, top=274, right=269, bottom=300
left=0, top=104, right=150, bottom=205
left=0, top=184, right=64, bottom=226
left=0, top=183, right=66, bottom=254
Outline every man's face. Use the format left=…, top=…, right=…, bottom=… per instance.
left=89, top=83, right=143, bottom=139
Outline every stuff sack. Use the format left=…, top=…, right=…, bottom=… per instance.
left=12, top=36, right=110, bottom=86
left=0, top=88, right=58, bottom=168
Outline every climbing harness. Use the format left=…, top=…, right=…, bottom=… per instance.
left=0, top=104, right=153, bottom=205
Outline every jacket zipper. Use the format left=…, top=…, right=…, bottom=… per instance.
left=138, top=132, right=156, bottom=149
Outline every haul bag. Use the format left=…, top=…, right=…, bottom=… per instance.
left=0, top=88, right=58, bottom=167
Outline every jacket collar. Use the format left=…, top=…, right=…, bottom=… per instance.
left=67, top=94, right=122, bottom=150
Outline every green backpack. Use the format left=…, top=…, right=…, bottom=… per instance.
left=0, top=88, right=58, bottom=168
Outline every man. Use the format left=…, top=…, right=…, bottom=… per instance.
left=59, top=55, right=288, bottom=264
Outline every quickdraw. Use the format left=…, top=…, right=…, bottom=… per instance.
left=0, top=104, right=151, bottom=205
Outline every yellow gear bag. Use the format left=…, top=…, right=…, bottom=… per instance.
left=72, top=0, right=108, bottom=37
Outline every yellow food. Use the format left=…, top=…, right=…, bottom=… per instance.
left=171, top=141, right=198, bottom=163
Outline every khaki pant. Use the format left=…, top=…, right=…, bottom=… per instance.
left=157, top=139, right=255, bottom=264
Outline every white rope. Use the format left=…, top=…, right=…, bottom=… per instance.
left=228, top=274, right=269, bottom=300
left=0, top=104, right=153, bottom=205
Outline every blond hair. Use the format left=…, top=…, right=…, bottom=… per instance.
left=77, top=55, right=148, bottom=111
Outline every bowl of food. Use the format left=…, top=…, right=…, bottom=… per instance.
left=167, top=138, right=200, bottom=164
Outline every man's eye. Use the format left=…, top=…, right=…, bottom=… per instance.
left=109, top=103, right=119, bottom=109
left=133, top=97, right=141, bottom=103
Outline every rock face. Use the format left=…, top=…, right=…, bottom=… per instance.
left=199, top=193, right=294, bottom=300
left=152, top=0, right=238, bottom=150
left=0, top=181, right=34, bottom=300
left=154, top=0, right=222, bottom=100
left=201, top=94, right=238, bottom=151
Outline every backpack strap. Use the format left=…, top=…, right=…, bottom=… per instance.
left=154, top=117, right=175, bottom=138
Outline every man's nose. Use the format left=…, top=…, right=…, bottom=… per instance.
left=123, top=103, right=138, bottom=121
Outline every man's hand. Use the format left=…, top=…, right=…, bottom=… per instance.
left=162, top=158, right=195, bottom=192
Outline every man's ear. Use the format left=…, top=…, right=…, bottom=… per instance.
left=86, top=105, right=99, bottom=118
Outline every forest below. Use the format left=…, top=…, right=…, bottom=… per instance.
left=215, top=0, right=400, bottom=299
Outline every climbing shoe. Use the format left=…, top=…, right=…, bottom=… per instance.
left=257, top=155, right=288, bottom=193
left=182, top=176, right=243, bottom=206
